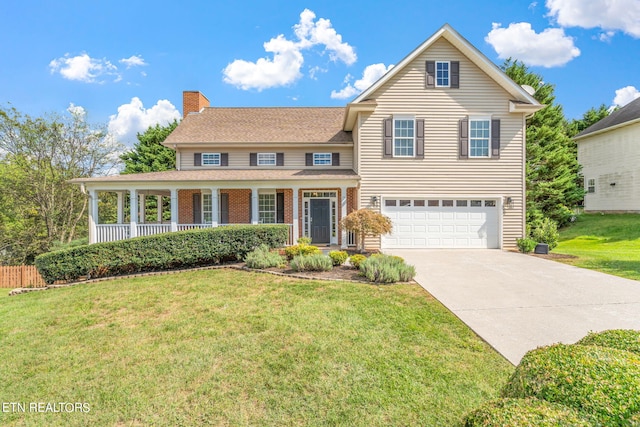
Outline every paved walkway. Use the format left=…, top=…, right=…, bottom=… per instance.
left=387, top=249, right=640, bottom=365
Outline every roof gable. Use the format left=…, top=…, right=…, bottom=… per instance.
left=575, top=97, right=640, bottom=139
left=351, top=23, right=540, bottom=106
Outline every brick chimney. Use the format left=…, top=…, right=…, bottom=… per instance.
left=182, top=91, right=210, bottom=118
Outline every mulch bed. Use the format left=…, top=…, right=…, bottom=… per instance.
left=258, top=264, right=371, bottom=283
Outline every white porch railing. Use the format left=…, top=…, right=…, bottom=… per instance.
left=138, top=224, right=171, bottom=236
left=96, top=224, right=130, bottom=242
left=177, top=224, right=213, bottom=232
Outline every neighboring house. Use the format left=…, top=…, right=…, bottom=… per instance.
left=72, top=24, right=542, bottom=250
left=575, top=97, right=640, bottom=212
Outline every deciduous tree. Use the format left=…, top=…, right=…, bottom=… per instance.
left=340, top=209, right=392, bottom=252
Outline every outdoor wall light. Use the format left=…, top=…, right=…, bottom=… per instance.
left=610, top=182, right=616, bottom=186
left=371, top=196, right=378, bottom=205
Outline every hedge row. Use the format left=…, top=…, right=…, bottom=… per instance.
left=35, top=225, right=289, bottom=284
left=464, top=397, right=594, bottom=426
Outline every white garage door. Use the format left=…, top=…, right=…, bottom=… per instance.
left=381, top=198, right=499, bottom=249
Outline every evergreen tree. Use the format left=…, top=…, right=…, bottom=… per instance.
left=502, top=60, right=584, bottom=226
left=566, top=104, right=611, bottom=138
left=120, top=120, right=178, bottom=174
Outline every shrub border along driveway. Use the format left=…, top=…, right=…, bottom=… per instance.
left=387, top=249, right=640, bottom=365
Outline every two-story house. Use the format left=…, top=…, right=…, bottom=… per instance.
left=73, top=24, right=542, bottom=250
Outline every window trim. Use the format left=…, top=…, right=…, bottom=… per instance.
left=393, top=116, right=416, bottom=158
left=258, top=191, right=277, bottom=224
left=202, top=152, right=221, bottom=166
left=469, top=117, right=491, bottom=158
left=313, top=153, right=332, bottom=166
left=257, top=152, right=277, bottom=166
left=202, top=193, right=213, bottom=223
left=435, top=61, right=450, bottom=88
left=587, top=178, right=596, bottom=193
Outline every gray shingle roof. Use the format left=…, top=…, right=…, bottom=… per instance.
left=576, top=97, right=640, bottom=138
left=164, top=107, right=352, bottom=145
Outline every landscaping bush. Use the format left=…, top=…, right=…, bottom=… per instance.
left=297, top=236, right=312, bottom=245
left=284, top=242, right=321, bottom=260
left=502, top=343, right=640, bottom=426
left=517, top=237, right=537, bottom=253
left=245, top=245, right=286, bottom=269
left=290, top=253, right=333, bottom=272
left=348, top=254, right=367, bottom=269
left=35, top=224, right=289, bottom=284
left=463, top=398, right=595, bottom=427
left=530, top=217, right=559, bottom=250
left=359, top=254, right=415, bottom=284
left=576, top=329, right=640, bottom=356
left=328, top=250, right=348, bottom=266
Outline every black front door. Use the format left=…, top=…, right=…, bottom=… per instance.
left=310, top=199, right=330, bottom=244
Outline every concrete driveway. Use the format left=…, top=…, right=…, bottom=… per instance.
left=387, top=249, right=640, bottom=365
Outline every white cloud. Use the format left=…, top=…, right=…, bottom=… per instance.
left=66, top=103, right=86, bottom=118
left=49, top=53, right=119, bottom=83
left=223, top=9, right=356, bottom=91
left=546, top=0, right=640, bottom=38
left=485, top=22, right=580, bottom=67
left=613, top=86, right=640, bottom=107
left=119, top=55, right=147, bottom=69
left=108, top=98, right=180, bottom=146
left=331, top=63, right=394, bottom=99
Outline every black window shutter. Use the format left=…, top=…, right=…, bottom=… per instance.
left=383, top=118, right=393, bottom=158
left=425, top=61, right=435, bottom=88
left=451, top=61, right=460, bottom=89
left=459, top=117, right=469, bottom=159
left=305, top=153, right=313, bottom=166
left=248, top=192, right=253, bottom=223
left=194, top=153, right=202, bottom=167
left=220, top=193, right=229, bottom=224
left=192, top=193, right=202, bottom=224
left=491, top=119, right=501, bottom=158
left=276, top=153, right=284, bottom=166
left=249, top=153, right=257, bottom=166
left=416, top=119, right=425, bottom=159
left=332, top=152, right=340, bottom=166
left=220, top=153, right=229, bottom=166
left=276, top=192, right=285, bottom=223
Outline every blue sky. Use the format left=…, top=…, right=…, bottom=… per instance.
left=2, top=0, right=639, bottom=147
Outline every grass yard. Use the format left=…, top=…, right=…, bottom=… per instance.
left=555, top=213, right=640, bottom=280
left=0, top=269, right=511, bottom=426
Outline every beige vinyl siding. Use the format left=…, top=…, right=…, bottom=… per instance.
left=357, top=38, right=526, bottom=249
left=578, top=122, right=640, bottom=212
left=178, top=146, right=354, bottom=170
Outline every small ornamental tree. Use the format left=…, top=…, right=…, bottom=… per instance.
left=340, top=209, right=392, bottom=252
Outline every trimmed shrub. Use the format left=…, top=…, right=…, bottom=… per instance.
left=297, top=236, right=312, bottom=245
left=530, top=217, right=559, bottom=250
left=463, top=398, right=595, bottom=427
left=290, top=254, right=333, bottom=272
left=517, top=237, right=537, bottom=253
left=284, top=243, right=321, bottom=260
left=359, top=254, right=415, bottom=284
left=328, top=250, right=348, bottom=266
left=245, top=245, right=286, bottom=269
left=576, top=329, right=640, bottom=356
left=348, top=254, right=366, bottom=269
left=35, top=224, right=289, bottom=284
left=502, top=344, right=640, bottom=426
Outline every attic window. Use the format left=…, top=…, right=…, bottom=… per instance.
left=436, top=61, right=450, bottom=87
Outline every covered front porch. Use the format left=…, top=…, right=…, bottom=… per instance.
left=74, top=169, right=360, bottom=248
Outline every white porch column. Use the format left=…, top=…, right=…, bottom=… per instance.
left=129, top=189, right=138, bottom=238
left=156, top=195, right=163, bottom=223
left=292, top=187, right=299, bottom=244
left=116, top=191, right=124, bottom=224
left=340, top=186, right=348, bottom=249
left=88, top=189, right=98, bottom=244
left=251, top=187, right=259, bottom=224
left=170, top=189, right=178, bottom=232
left=210, top=188, right=219, bottom=227
left=139, top=194, right=146, bottom=224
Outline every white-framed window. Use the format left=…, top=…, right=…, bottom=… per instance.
left=469, top=118, right=491, bottom=158
left=258, top=193, right=276, bottom=223
left=587, top=178, right=596, bottom=193
left=202, top=194, right=213, bottom=223
left=257, top=153, right=276, bottom=166
left=202, top=153, right=221, bottom=166
left=313, top=153, right=332, bottom=166
left=393, top=117, right=415, bottom=157
left=436, top=61, right=450, bottom=87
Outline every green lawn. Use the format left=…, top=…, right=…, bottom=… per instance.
left=555, top=213, right=640, bottom=280
left=0, top=269, right=511, bottom=426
